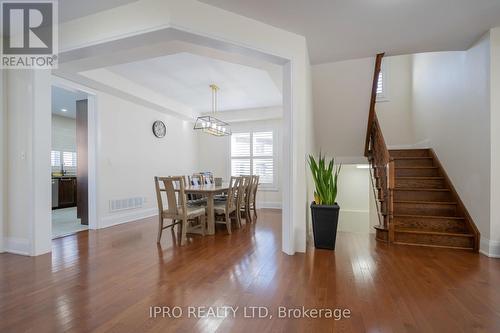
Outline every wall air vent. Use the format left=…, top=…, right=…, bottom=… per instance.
left=109, top=197, right=146, bottom=212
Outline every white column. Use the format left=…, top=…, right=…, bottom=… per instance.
left=489, top=28, right=500, bottom=257
left=0, top=68, right=4, bottom=253
left=5, top=69, right=51, bottom=256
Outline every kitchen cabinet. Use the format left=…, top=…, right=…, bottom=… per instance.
left=54, top=177, right=77, bottom=208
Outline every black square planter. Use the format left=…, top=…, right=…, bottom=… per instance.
left=310, top=202, right=340, bottom=250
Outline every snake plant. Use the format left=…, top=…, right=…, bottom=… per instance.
left=308, top=153, right=341, bottom=205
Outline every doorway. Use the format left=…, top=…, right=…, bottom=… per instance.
left=51, top=86, right=89, bottom=238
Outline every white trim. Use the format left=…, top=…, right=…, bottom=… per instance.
left=4, top=237, right=31, bottom=256
left=282, top=61, right=294, bottom=254
left=51, top=77, right=99, bottom=231
left=480, top=238, right=500, bottom=258
left=99, top=208, right=157, bottom=229
left=257, top=201, right=282, bottom=209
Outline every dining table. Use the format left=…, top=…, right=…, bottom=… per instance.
left=183, top=183, right=229, bottom=235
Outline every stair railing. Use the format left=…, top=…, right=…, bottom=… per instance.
left=365, top=53, right=395, bottom=242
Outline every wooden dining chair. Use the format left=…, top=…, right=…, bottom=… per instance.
left=202, top=172, right=214, bottom=184
left=154, top=176, right=206, bottom=245
left=187, top=174, right=206, bottom=203
left=249, top=175, right=260, bottom=221
left=213, top=176, right=240, bottom=234
left=239, top=175, right=253, bottom=223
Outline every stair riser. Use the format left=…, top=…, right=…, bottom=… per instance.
left=390, top=150, right=431, bottom=158
left=394, top=202, right=457, bottom=216
left=395, top=217, right=467, bottom=233
left=394, top=190, right=453, bottom=202
left=395, top=232, right=474, bottom=249
left=396, top=178, right=446, bottom=189
left=395, top=168, right=440, bottom=177
left=394, top=159, right=434, bottom=167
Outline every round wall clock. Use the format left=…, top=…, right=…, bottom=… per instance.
left=152, top=120, right=166, bottom=138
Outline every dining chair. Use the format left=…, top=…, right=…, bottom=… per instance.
left=213, top=176, right=240, bottom=234
left=187, top=174, right=206, bottom=203
left=239, top=175, right=253, bottom=223
left=249, top=175, right=260, bottom=221
left=202, top=172, right=214, bottom=184
left=154, top=176, right=206, bottom=245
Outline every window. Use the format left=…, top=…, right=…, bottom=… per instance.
left=376, top=63, right=387, bottom=101
left=63, top=151, right=77, bottom=168
left=231, top=131, right=275, bottom=187
left=51, top=151, right=61, bottom=167
left=51, top=150, right=77, bottom=174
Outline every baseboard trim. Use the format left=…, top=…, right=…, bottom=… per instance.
left=257, top=201, right=282, bottom=209
left=480, top=238, right=500, bottom=258
left=99, top=208, right=157, bottom=229
left=3, top=237, right=31, bottom=256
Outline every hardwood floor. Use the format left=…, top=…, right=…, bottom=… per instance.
left=1, top=209, right=500, bottom=332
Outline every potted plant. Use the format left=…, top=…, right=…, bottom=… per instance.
left=308, top=153, right=342, bottom=250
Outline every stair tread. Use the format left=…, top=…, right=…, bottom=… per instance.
left=393, top=242, right=474, bottom=250
left=394, top=200, right=457, bottom=205
left=395, top=166, right=438, bottom=169
left=395, top=228, right=474, bottom=237
left=394, top=214, right=464, bottom=220
left=396, top=177, right=444, bottom=179
left=394, top=188, right=450, bottom=192
left=392, top=157, right=433, bottom=160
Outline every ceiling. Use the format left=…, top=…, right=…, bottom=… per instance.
left=51, top=86, right=87, bottom=119
left=105, top=52, right=282, bottom=113
left=200, top=0, right=500, bottom=64
left=59, top=0, right=138, bottom=22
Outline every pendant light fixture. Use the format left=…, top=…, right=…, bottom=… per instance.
left=193, top=84, right=231, bottom=136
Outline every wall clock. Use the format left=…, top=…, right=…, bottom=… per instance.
left=152, top=120, right=166, bottom=138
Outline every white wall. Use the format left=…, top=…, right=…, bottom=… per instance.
left=377, top=55, right=416, bottom=147
left=336, top=165, right=370, bottom=234
left=96, top=91, right=199, bottom=228
left=312, top=58, right=373, bottom=161
left=312, top=55, right=418, bottom=161
left=51, top=115, right=76, bottom=153
left=489, top=27, right=500, bottom=256
left=198, top=118, right=283, bottom=209
left=412, top=35, right=491, bottom=251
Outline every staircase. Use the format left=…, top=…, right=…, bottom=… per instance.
left=365, top=54, right=480, bottom=251
left=376, top=148, right=479, bottom=250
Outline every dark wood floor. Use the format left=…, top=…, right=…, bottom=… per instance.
left=1, top=209, right=500, bottom=332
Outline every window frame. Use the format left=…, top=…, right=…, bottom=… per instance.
left=229, top=130, right=278, bottom=191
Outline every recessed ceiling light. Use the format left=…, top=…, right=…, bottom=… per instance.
left=61, top=108, right=67, bottom=112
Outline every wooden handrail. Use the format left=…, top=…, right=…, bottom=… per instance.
left=365, top=53, right=395, bottom=238
left=364, top=53, right=385, bottom=157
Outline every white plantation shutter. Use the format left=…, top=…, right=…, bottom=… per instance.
left=253, top=158, right=273, bottom=184
left=231, top=159, right=251, bottom=176
left=231, top=133, right=250, bottom=157
left=376, top=70, right=383, bottom=94
left=231, top=131, right=276, bottom=187
left=376, top=63, right=386, bottom=100
left=63, top=151, right=77, bottom=167
left=253, top=131, right=273, bottom=156
left=51, top=151, right=61, bottom=167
